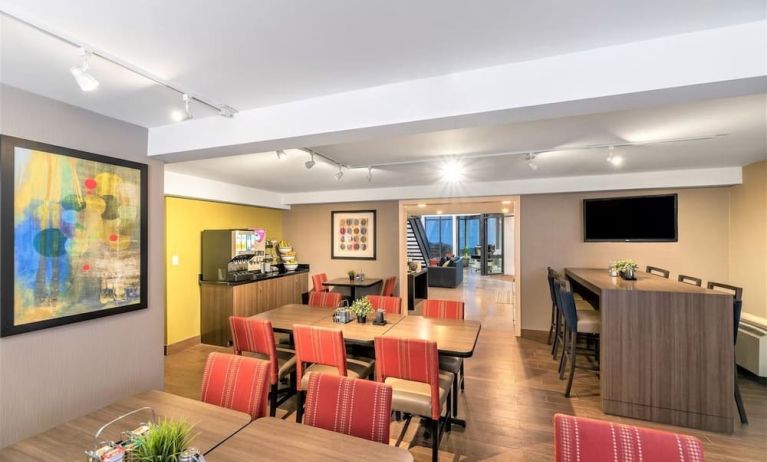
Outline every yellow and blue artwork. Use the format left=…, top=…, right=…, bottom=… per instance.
left=1, top=137, right=147, bottom=336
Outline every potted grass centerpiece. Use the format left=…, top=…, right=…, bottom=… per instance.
left=612, top=259, right=638, bottom=280
left=347, top=270, right=356, bottom=282
left=350, top=296, right=373, bottom=323
left=128, top=418, right=198, bottom=462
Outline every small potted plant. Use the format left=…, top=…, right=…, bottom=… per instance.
left=350, top=296, right=373, bottom=323
left=128, top=418, right=197, bottom=462
left=347, top=270, right=356, bottom=282
left=612, top=259, right=638, bottom=280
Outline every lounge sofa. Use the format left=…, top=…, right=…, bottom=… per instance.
left=427, top=257, right=464, bottom=288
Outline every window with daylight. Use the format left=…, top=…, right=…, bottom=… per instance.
left=424, top=216, right=453, bottom=259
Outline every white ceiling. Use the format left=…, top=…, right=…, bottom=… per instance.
left=1, top=0, right=765, bottom=127
left=165, top=94, right=767, bottom=193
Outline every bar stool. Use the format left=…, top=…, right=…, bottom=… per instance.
left=677, top=274, right=702, bottom=287
left=646, top=266, right=670, bottom=278
left=548, top=269, right=595, bottom=361
left=555, top=280, right=600, bottom=397
left=707, top=281, right=747, bottom=424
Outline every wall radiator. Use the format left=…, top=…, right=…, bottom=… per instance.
left=736, top=314, right=767, bottom=377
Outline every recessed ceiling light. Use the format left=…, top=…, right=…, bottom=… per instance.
left=440, top=159, right=464, bottom=182
left=502, top=208, right=509, bottom=214
left=606, top=146, right=624, bottom=167
left=501, top=200, right=511, bottom=205
left=417, top=203, right=427, bottom=208
left=436, top=210, right=444, bottom=215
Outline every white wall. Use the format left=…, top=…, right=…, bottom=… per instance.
left=0, top=85, right=165, bottom=446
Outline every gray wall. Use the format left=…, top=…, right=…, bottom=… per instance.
left=0, top=85, right=165, bottom=447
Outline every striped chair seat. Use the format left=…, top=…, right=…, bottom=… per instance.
left=554, top=414, right=704, bottom=462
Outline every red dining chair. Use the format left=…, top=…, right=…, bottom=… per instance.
left=553, top=414, right=704, bottom=461
left=304, top=373, right=393, bottom=444
left=374, top=336, right=453, bottom=462
left=423, top=299, right=466, bottom=416
left=293, top=325, right=375, bottom=422
left=229, top=316, right=296, bottom=417
left=423, top=299, right=464, bottom=319
left=200, top=352, right=270, bottom=420
left=307, top=291, right=342, bottom=308
left=367, top=295, right=402, bottom=315
left=311, top=273, right=329, bottom=292
left=380, top=276, right=397, bottom=297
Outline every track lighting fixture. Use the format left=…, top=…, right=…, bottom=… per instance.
left=70, top=48, right=99, bottom=92
left=171, top=94, right=193, bottom=122
left=304, top=151, right=316, bottom=169
left=218, top=105, right=237, bottom=118
left=276, top=150, right=286, bottom=160
left=526, top=153, right=538, bottom=171
left=367, top=167, right=373, bottom=183
left=335, top=166, right=344, bottom=181
left=606, top=146, right=624, bottom=166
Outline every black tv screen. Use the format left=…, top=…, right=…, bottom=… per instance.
left=583, top=194, right=677, bottom=242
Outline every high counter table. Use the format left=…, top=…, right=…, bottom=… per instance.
left=565, top=268, right=735, bottom=433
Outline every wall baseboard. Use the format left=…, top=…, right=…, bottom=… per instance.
left=164, top=335, right=201, bottom=356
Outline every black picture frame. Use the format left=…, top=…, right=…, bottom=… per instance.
left=330, top=210, right=377, bottom=260
left=0, top=136, right=148, bottom=337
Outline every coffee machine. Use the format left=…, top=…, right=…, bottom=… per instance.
left=201, top=229, right=266, bottom=282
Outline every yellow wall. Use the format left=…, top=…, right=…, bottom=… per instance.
left=729, top=160, right=767, bottom=320
left=165, top=197, right=284, bottom=345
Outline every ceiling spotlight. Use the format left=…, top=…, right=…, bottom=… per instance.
left=501, top=200, right=511, bottom=205
left=276, top=150, right=286, bottom=160
left=70, top=48, right=99, bottom=92
left=502, top=208, right=510, bottom=214
left=436, top=210, right=444, bottom=215
left=305, top=151, right=316, bottom=169
left=218, top=105, right=236, bottom=118
left=335, top=166, right=344, bottom=181
left=440, top=159, right=465, bottom=182
left=606, top=146, right=624, bottom=166
left=526, top=153, right=538, bottom=171
left=367, top=167, right=373, bottom=183
left=171, top=94, right=193, bottom=122
left=417, top=203, right=427, bottom=208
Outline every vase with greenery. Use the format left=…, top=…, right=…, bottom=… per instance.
left=347, top=270, right=356, bottom=281
left=612, top=259, right=638, bottom=280
left=350, top=297, right=373, bottom=323
left=128, top=418, right=197, bottom=462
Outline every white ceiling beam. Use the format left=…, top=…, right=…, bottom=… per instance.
left=164, top=171, right=290, bottom=210
left=148, top=21, right=767, bottom=161
left=278, top=167, right=742, bottom=205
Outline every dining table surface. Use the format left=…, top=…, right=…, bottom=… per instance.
left=323, top=277, right=383, bottom=300
left=252, top=303, right=481, bottom=357
left=0, top=390, right=251, bottom=462
left=205, top=417, right=414, bottom=462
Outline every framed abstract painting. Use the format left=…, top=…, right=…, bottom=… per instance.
left=0, top=136, right=148, bottom=337
left=331, top=210, right=376, bottom=260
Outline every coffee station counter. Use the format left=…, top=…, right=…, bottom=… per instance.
left=199, top=264, right=310, bottom=286
left=199, top=264, right=310, bottom=347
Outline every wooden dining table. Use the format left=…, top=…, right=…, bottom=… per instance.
left=323, top=277, right=383, bottom=300
left=205, top=417, right=413, bottom=461
left=0, top=390, right=251, bottom=461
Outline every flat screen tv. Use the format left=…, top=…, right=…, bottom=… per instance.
left=583, top=194, right=678, bottom=242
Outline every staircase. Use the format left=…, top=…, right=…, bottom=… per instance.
left=407, top=217, right=429, bottom=267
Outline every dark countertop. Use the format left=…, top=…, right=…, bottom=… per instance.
left=199, top=265, right=309, bottom=286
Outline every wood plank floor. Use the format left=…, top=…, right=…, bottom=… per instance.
left=164, top=271, right=767, bottom=461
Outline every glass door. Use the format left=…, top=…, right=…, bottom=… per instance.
left=481, top=214, right=504, bottom=275
left=457, top=215, right=481, bottom=272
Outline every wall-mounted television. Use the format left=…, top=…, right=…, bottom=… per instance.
left=583, top=194, right=678, bottom=242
